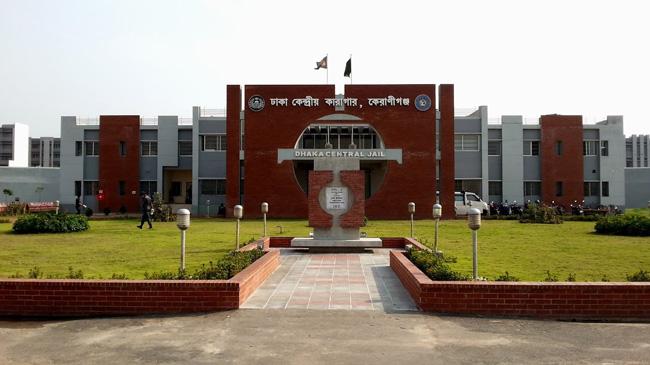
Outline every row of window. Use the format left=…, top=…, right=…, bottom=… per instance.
left=485, top=140, right=610, bottom=157
left=73, top=137, right=221, bottom=157
left=487, top=181, right=610, bottom=197
left=75, top=180, right=159, bottom=197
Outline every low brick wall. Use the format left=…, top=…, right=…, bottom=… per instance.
left=390, top=249, right=650, bottom=320
left=0, top=240, right=280, bottom=317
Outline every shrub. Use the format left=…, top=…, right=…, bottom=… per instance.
left=494, top=271, right=520, bottom=282
left=119, top=205, right=127, bottom=215
left=594, top=214, right=650, bottom=236
left=0, top=218, right=10, bottom=224
left=28, top=266, right=43, bottom=279
left=103, top=207, right=111, bottom=216
left=406, top=248, right=469, bottom=281
left=626, top=269, right=650, bottom=282
left=12, top=213, right=89, bottom=234
left=519, top=203, right=563, bottom=224
left=543, top=270, right=559, bottom=282
left=144, top=248, right=266, bottom=280
left=85, top=208, right=94, bottom=217
left=566, top=273, right=577, bottom=282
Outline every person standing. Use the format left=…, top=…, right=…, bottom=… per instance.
left=75, top=196, right=82, bottom=214
left=137, top=191, right=153, bottom=229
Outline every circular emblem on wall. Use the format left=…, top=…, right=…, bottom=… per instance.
left=414, top=94, right=432, bottom=112
left=248, top=95, right=265, bottom=112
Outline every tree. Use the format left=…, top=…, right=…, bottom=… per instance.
left=2, top=188, right=13, bottom=203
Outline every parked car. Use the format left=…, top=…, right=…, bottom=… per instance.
left=437, top=191, right=489, bottom=216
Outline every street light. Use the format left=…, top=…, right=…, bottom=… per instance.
left=432, top=203, right=442, bottom=252
left=206, top=199, right=211, bottom=218
left=467, top=208, right=482, bottom=280
left=408, top=202, right=415, bottom=238
left=234, top=204, right=243, bottom=250
left=55, top=200, right=60, bottom=215
left=261, top=202, right=269, bottom=237
left=176, top=209, right=191, bottom=271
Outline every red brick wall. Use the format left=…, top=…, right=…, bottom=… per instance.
left=98, top=116, right=141, bottom=212
left=0, top=244, right=279, bottom=317
left=236, top=84, right=440, bottom=219
left=540, top=115, right=584, bottom=208
left=308, top=170, right=333, bottom=228
left=339, top=170, right=365, bottom=228
left=439, top=85, right=455, bottom=219
left=390, top=250, right=650, bottom=320
left=226, top=85, right=242, bottom=217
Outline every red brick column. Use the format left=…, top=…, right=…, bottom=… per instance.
left=226, top=85, right=241, bottom=217
left=340, top=170, right=365, bottom=228
left=308, top=171, right=333, bottom=228
left=439, top=84, right=455, bottom=219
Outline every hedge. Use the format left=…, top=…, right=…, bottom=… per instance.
left=594, top=214, right=650, bottom=237
left=12, top=213, right=89, bottom=234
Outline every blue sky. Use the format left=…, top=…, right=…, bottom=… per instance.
left=1, top=0, right=648, bottom=136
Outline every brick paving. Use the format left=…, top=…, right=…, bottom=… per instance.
left=241, top=249, right=417, bottom=311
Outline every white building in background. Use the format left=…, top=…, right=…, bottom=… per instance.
left=0, top=123, right=29, bottom=167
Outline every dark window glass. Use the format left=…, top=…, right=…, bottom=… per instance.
left=120, top=141, right=126, bottom=157
left=602, top=181, right=609, bottom=197
left=555, top=141, right=563, bottom=156
left=75, top=141, right=83, bottom=156
left=119, top=181, right=125, bottom=196
left=555, top=181, right=563, bottom=197
left=75, top=181, right=82, bottom=197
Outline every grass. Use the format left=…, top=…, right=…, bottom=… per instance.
left=0, top=213, right=649, bottom=281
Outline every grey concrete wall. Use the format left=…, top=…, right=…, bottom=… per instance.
left=488, top=129, right=502, bottom=140
left=479, top=106, right=489, bottom=201
left=0, top=167, right=60, bottom=203
left=140, top=156, right=157, bottom=180
left=455, top=151, right=482, bottom=178
left=84, top=130, right=99, bottom=140
left=198, top=119, right=226, bottom=134
left=454, top=118, right=481, bottom=133
left=157, top=116, right=179, bottom=194
left=83, top=157, right=99, bottom=180
left=59, top=117, right=85, bottom=210
left=523, top=129, right=540, bottom=140
left=141, top=130, right=157, bottom=140
left=584, top=156, right=600, bottom=181
left=625, top=168, right=650, bottom=208
left=523, top=156, right=541, bottom=180
left=599, top=116, right=626, bottom=207
left=583, top=129, right=599, bottom=140
left=194, top=115, right=228, bottom=213
left=502, top=116, right=524, bottom=203
left=488, top=156, right=502, bottom=180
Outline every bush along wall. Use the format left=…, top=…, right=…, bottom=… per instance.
left=12, top=213, right=89, bottom=234
left=595, top=214, right=650, bottom=236
left=405, top=247, right=469, bottom=281
left=519, top=203, right=563, bottom=224
left=144, top=248, right=266, bottom=280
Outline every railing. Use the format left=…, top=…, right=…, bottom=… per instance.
left=454, top=107, right=479, bottom=117
left=200, top=108, right=226, bottom=118
left=178, top=117, right=193, bottom=125
left=140, top=117, right=158, bottom=126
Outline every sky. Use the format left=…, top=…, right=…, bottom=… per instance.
left=1, top=0, right=648, bottom=137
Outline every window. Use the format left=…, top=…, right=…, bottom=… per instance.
left=120, top=141, right=127, bottom=157
left=602, top=181, right=609, bottom=197
left=200, top=179, right=226, bottom=195
left=524, top=181, right=541, bottom=196
left=119, top=181, right=126, bottom=196
left=584, top=182, right=600, bottom=197
left=488, top=181, right=502, bottom=196
left=75, top=141, right=83, bottom=156
left=141, top=141, right=158, bottom=156
left=171, top=182, right=182, bottom=197
left=454, top=180, right=482, bottom=195
left=201, top=135, right=227, bottom=151
left=583, top=141, right=598, bottom=156
left=555, top=181, right=563, bottom=197
left=626, top=140, right=633, bottom=167
left=75, top=181, right=82, bottom=197
left=454, top=193, right=464, bottom=203
left=523, top=141, right=540, bottom=156
left=178, top=141, right=192, bottom=156
left=140, top=181, right=157, bottom=195
left=454, top=135, right=480, bottom=151
left=488, top=141, right=501, bottom=156
left=83, top=181, right=99, bottom=196
left=600, top=140, right=609, bottom=157
left=555, top=141, right=563, bottom=156
left=84, top=141, right=99, bottom=156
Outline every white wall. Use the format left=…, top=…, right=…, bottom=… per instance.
left=598, top=116, right=626, bottom=207
left=0, top=167, right=60, bottom=203
left=7, top=123, right=29, bottom=167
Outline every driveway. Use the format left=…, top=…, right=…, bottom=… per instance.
left=1, top=310, right=649, bottom=364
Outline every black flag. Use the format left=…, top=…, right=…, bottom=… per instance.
left=344, top=58, right=352, bottom=77
left=314, top=56, right=327, bottom=70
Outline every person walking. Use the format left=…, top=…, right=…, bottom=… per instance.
left=75, top=196, right=82, bottom=215
left=137, top=191, right=153, bottom=229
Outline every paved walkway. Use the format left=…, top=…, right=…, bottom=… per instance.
left=242, top=249, right=417, bottom=311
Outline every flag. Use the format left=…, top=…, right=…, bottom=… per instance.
left=344, top=57, right=352, bottom=77
left=314, top=56, right=327, bottom=70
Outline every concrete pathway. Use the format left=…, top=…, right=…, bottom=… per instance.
left=242, top=249, right=417, bottom=311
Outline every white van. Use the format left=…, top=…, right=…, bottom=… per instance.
left=437, top=191, right=489, bottom=216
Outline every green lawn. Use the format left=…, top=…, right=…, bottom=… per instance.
left=0, top=214, right=649, bottom=281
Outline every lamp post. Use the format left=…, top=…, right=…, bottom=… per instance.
left=467, top=208, right=482, bottom=280
left=55, top=200, right=60, bottom=215
left=432, top=203, right=442, bottom=252
left=261, top=202, right=269, bottom=237
left=206, top=199, right=210, bottom=218
left=234, top=204, right=243, bottom=250
left=408, top=202, right=415, bottom=238
left=176, top=209, right=191, bottom=271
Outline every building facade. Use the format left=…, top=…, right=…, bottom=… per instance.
left=54, top=84, right=630, bottom=217
left=0, top=123, right=29, bottom=167
left=29, top=137, right=61, bottom=167
left=626, top=134, right=650, bottom=168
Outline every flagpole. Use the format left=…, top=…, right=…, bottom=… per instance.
left=326, top=53, right=329, bottom=84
